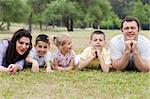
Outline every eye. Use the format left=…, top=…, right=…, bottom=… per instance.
left=131, top=27, right=136, bottom=30
left=124, top=27, right=129, bottom=30
left=93, top=39, right=97, bottom=42
left=26, top=43, right=29, bottom=46
left=19, top=41, right=24, bottom=45
left=44, top=46, right=48, bottom=48
left=38, top=45, right=42, bottom=48
left=99, top=39, right=103, bottom=41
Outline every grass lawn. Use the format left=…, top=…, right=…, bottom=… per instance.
left=0, top=28, right=150, bottom=98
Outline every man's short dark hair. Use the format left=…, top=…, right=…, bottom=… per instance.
left=121, top=16, right=140, bottom=30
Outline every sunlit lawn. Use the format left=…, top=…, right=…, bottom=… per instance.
left=0, top=27, right=150, bottom=98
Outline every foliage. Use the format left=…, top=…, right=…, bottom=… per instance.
left=130, top=0, right=150, bottom=24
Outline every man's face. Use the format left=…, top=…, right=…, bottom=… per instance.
left=122, top=21, right=139, bottom=40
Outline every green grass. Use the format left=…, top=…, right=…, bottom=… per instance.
left=0, top=28, right=150, bottom=98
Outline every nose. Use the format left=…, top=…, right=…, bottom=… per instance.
left=128, top=28, right=132, bottom=32
left=22, top=43, right=26, bottom=49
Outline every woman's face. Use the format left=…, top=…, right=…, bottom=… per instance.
left=16, top=36, right=30, bottom=55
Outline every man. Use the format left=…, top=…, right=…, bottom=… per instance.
left=109, top=16, right=150, bottom=72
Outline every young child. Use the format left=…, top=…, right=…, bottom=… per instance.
left=77, top=30, right=111, bottom=72
left=26, top=34, right=53, bottom=73
left=52, top=33, right=75, bottom=72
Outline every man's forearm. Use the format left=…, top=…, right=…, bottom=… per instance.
left=134, top=53, right=149, bottom=72
left=112, top=51, right=130, bottom=70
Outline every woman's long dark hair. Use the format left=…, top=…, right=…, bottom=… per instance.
left=3, top=29, right=32, bottom=67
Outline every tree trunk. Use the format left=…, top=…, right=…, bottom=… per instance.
left=28, top=12, right=32, bottom=33
left=7, top=22, right=10, bottom=30
left=39, top=21, right=42, bottom=30
left=63, top=15, right=73, bottom=31
left=0, top=22, right=4, bottom=30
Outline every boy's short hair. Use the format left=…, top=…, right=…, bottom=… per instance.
left=35, top=34, right=50, bottom=45
left=121, top=16, right=140, bottom=30
left=90, top=30, right=105, bottom=41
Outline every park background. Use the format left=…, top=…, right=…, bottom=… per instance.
left=0, top=0, right=150, bottom=98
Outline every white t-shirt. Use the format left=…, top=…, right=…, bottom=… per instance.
left=109, top=34, right=150, bottom=61
left=29, top=48, right=53, bottom=66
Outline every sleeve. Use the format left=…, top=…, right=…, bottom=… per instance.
left=45, top=51, right=53, bottom=62
left=140, top=40, right=150, bottom=60
left=0, top=40, right=8, bottom=67
left=79, top=48, right=89, bottom=60
left=15, top=60, right=25, bottom=70
left=109, top=38, right=123, bottom=60
left=28, top=48, right=35, bottom=58
left=0, top=42, right=4, bottom=66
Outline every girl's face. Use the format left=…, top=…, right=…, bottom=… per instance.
left=90, top=34, right=105, bottom=50
left=61, top=38, right=72, bottom=54
left=16, top=36, right=30, bottom=55
left=35, top=41, right=50, bottom=57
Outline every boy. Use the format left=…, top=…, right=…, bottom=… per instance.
left=78, top=30, right=111, bottom=72
left=26, top=34, right=53, bottom=73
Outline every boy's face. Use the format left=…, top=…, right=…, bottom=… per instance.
left=35, top=41, right=50, bottom=57
left=90, top=34, right=105, bottom=50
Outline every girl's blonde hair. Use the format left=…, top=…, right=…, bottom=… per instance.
left=52, top=33, right=71, bottom=48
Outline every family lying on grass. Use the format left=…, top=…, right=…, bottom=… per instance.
left=0, top=16, right=150, bottom=75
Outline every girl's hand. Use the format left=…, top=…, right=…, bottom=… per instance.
left=46, top=66, right=53, bottom=73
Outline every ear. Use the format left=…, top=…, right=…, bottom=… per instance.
left=121, top=28, right=123, bottom=33
left=89, top=41, right=92, bottom=44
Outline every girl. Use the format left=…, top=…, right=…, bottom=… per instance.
left=0, top=29, right=32, bottom=74
left=53, top=33, right=75, bottom=71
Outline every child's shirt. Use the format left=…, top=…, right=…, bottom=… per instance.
left=79, top=47, right=111, bottom=67
left=53, top=49, right=75, bottom=68
left=29, top=48, right=53, bottom=66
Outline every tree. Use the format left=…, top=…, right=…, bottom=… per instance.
left=130, top=0, right=150, bottom=30
left=0, top=0, right=29, bottom=30
left=82, top=0, right=115, bottom=29
left=43, top=0, right=82, bottom=31
left=109, top=0, right=135, bottom=19
left=27, top=0, right=52, bottom=31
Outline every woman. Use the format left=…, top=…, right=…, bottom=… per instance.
left=0, top=29, right=32, bottom=74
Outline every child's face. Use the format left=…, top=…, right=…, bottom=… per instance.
left=35, top=41, right=50, bottom=57
left=90, top=34, right=106, bottom=50
left=61, top=38, right=72, bottom=53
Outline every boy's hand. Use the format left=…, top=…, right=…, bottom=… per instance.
left=91, top=49, right=97, bottom=59
left=96, top=49, right=102, bottom=58
left=31, top=60, right=39, bottom=73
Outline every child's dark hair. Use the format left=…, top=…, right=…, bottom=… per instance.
left=35, top=34, right=50, bottom=45
left=90, top=30, right=105, bottom=41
